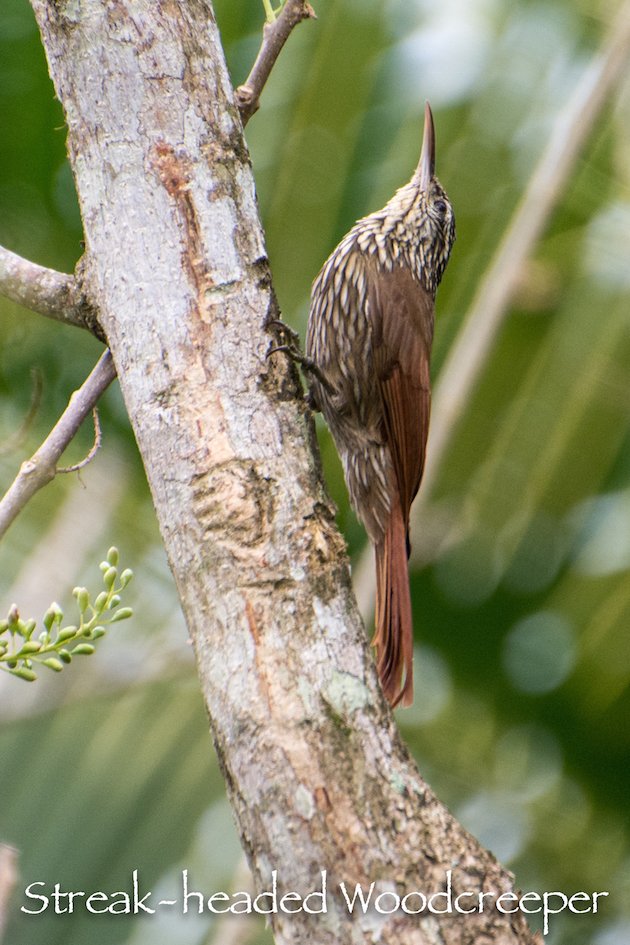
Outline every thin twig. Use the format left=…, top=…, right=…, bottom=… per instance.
left=0, top=244, right=100, bottom=335
left=57, top=407, right=102, bottom=473
left=0, top=844, right=18, bottom=944
left=354, top=0, right=630, bottom=615
left=0, top=350, right=117, bottom=541
left=235, top=0, right=316, bottom=126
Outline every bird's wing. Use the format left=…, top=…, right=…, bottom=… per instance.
left=368, top=263, right=434, bottom=532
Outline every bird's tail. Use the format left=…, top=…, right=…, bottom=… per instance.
left=373, top=500, right=413, bottom=708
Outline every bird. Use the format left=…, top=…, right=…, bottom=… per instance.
left=305, top=103, right=455, bottom=707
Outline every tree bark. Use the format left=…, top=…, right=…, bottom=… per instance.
left=29, top=2, right=540, bottom=943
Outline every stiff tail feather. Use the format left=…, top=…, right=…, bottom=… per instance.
left=373, top=502, right=413, bottom=707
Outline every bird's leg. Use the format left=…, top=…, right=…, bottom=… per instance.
left=266, top=319, right=334, bottom=399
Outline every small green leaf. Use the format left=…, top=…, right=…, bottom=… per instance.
left=16, top=641, right=42, bottom=656
left=94, top=591, right=108, bottom=612
left=103, top=567, right=117, bottom=590
left=73, top=587, right=90, bottom=612
left=43, top=603, right=63, bottom=631
left=10, top=667, right=37, bottom=681
left=42, top=657, right=64, bottom=672
left=72, top=644, right=95, bottom=656
left=109, top=607, right=133, bottom=623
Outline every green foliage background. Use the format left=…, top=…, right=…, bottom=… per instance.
left=1, top=1, right=629, bottom=944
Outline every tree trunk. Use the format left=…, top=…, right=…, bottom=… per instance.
left=30, top=2, right=540, bottom=943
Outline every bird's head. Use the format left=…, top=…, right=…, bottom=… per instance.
left=411, top=102, right=456, bottom=292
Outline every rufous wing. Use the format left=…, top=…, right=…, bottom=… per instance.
left=368, top=263, right=434, bottom=535
left=368, top=263, right=435, bottom=706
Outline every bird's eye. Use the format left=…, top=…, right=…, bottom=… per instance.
left=434, top=199, right=447, bottom=215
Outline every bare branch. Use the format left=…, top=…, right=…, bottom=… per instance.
left=354, top=0, right=630, bottom=614
left=57, top=407, right=102, bottom=474
left=235, top=0, right=316, bottom=125
left=0, top=244, right=101, bottom=337
left=0, top=350, right=116, bottom=540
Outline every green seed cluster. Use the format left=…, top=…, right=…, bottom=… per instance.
left=0, top=546, right=133, bottom=682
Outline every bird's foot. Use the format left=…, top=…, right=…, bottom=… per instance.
left=266, top=320, right=334, bottom=397
left=266, top=317, right=302, bottom=350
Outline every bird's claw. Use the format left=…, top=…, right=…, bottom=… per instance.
left=266, top=328, right=334, bottom=398
left=266, top=318, right=301, bottom=348
left=266, top=342, right=296, bottom=360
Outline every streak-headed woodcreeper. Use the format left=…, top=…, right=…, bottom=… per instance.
left=306, top=103, right=455, bottom=707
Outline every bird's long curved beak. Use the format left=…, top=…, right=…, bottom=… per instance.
left=417, top=101, right=435, bottom=190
